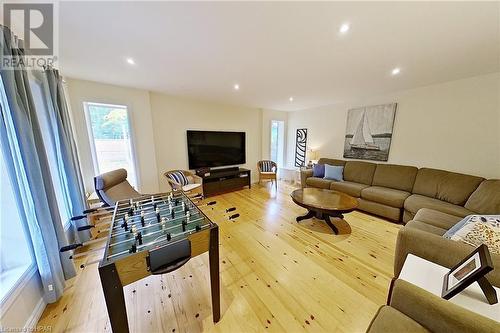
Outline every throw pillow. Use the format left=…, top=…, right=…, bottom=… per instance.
left=444, top=215, right=500, bottom=255
left=324, top=165, right=344, bottom=181
left=312, top=164, right=325, bottom=178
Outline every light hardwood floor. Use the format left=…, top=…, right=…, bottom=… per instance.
left=38, top=181, right=401, bottom=333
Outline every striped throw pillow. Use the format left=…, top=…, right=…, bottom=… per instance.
left=261, top=161, right=275, bottom=172
left=168, top=171, right=189, bottom=186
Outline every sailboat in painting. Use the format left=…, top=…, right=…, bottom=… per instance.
left=350, top=111, right=380, bottom=150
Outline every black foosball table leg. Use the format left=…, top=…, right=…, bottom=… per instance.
left=209, top=226, right=221, bottom=322
left=99, top=263, right=130, bottom=333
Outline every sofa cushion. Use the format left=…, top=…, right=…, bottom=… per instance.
left=305, top=177, right=332, bottom=189
left=343, top=161, right=376, bottom=185
left=358, top=198, right=401, bottom=221
left=372, top=164, right=418, bottom=192
left=317, top=158, right=345, bottom=167
left=412, top=168, right=484, bottom=205
left=312, top=163, right=325, bottom=178
left=330, top=181, right=369, bottom=197
left=465, top=180, right=500, bottom=214
left=324, top=165, right=343, bottom=181
left=367, top=306, right=429, bottom=333
left=404, top=194, right=473, bottom=217
left=406, top=220, right=448, bottom=236
left=100, top=181, right=141, bottom=205
left=361, top=186, right=411, bottom=208
left=413, top=208, right=462, bottom=230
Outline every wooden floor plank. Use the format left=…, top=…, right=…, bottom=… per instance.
left=37, top=181, right=400, bottom=332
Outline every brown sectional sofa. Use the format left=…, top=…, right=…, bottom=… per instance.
left=301, top=158, right=498, bottom=223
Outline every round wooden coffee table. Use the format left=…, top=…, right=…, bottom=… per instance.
left=290, top=188, right=358, bottom=234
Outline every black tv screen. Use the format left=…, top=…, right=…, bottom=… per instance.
left=187, top=130, right=246, bottom=169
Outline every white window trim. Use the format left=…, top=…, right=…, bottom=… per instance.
left=83, top=102, right=141, bottom=190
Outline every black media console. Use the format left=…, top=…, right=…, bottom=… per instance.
left=201, top=167, right=251, bottom=197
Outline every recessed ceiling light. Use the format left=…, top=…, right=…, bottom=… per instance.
left=391, top=67, right=401, bottom=75
left=339, top=23, right=350, bottom=34
left=233, top=84, right=240, bottom=91
left=289, top=97, right=294, bottom=102
left=126, top=57, right=135, bottom=65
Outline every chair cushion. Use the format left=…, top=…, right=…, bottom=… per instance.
left=412, top=168, right=484, bottom=205
left=465, top=180, right=500, bottom=214
left=404, top=194, right=473, bottom=218
left=372, top=164, right=418, bottom=192
left=306, top=177, right=332, bottom=189
left=101, top=181, right=141, bottom=205
left=406, top=220, right=448, bottom=236
left=182, top=183, right=201, bottom=192
left=413, top=208, right=462, bottom=230
left=167, top=171, right=189, bottom=186
left=343, top=161, right=376, bottom=185
left=317, top=158, right=345, bottom=167
left=330, top=181, right=369, bottom=197
left=361, top=186, right=411, bottom=208
left=367, top=306, right=429, bottom=333
left=324, top=165, right=343, bottom=181
left=260, top=160, right=275, bottom=172
left=95, top=168, right=128, bottom=191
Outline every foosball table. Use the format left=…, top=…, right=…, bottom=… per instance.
left=66, top=191, right=220, bottom=332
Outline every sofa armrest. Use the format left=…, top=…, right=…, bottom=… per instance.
left=390, top=279, right=500, bottom=332
left=300, top=169, right=313, bottom=188
left=394, top=227, right=500, bottom=286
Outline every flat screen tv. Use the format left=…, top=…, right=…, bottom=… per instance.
left=187, top=130, right=246, bottom=169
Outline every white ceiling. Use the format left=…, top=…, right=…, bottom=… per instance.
left=59, top=1, right=500, bottom=111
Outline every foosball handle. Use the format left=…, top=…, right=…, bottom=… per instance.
left=77, top=225, right=94, bottom=231
left=207, top=201, right=217, bottom=206
left=71, top=215, right=87, bottom=221
left=226, top=207, right=236, bottom=213
left=83, top=208, right=98, bottom=214
left=229, top=213, right=240, bottom=220
left=60, top=243, right=83, bottom=252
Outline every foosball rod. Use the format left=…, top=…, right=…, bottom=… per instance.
left=106, top=223, right=210, bottom=260
left=109, top=212, right=203, bottom=238
left=110, top=204, right=198, bottom=231
left=59, top=236, right=107, bottom=252
left=69, top=246, right=106, bottom=259
left=107, top=217, right=205, bottom=249
left=76, top=220, right=112, bottom=232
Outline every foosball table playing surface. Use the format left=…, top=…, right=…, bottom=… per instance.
left=97, top=191, right=220, bottom=332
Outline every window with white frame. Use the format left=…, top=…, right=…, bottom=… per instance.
left=270, top=120, right=285, bottom=167
left=0, top=146, right=34, bottom=304
left=84, top=102, right=138, bottom=188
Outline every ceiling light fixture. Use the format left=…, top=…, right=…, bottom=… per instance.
left=126, top=57, right=135, bottom=65
left=233, top=84, right=240, bottom=91
left=391, top=67, right=401, bottom=75
left=289, top=97, right=294, bottom=102
left=339, top=23, right=350, bottom=34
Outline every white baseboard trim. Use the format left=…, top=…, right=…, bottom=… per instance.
left=24, top=297, right=46, bottom=329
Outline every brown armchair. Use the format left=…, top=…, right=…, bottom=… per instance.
left=257, top=160, right=277, bottom=187
left=164, top=169, right=203, bottom=196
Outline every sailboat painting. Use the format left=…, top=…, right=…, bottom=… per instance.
left=343, top=103, right=397, bottom=161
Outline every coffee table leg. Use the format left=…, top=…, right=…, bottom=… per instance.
left=296, top=210, right=315, bottom=222
left=323, top=215, right=339, bottom=234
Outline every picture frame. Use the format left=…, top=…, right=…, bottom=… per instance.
left=442, top=244, right=497, bottom=304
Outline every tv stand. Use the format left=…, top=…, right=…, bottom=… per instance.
left=201, top=168, right=251, bottom=197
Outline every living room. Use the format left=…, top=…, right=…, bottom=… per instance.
left=0, top=1, right=499, bottom=332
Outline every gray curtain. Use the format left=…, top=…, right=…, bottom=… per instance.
left=33, top=68, right=90, bottom=243
left=0, top=25, right=76, bottom=303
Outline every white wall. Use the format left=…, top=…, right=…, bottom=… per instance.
left=287, top=73, right=500, bottom=179
left=66, top=79, right=160, bottom=193
left=149, top=93, right=263, bottom=191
